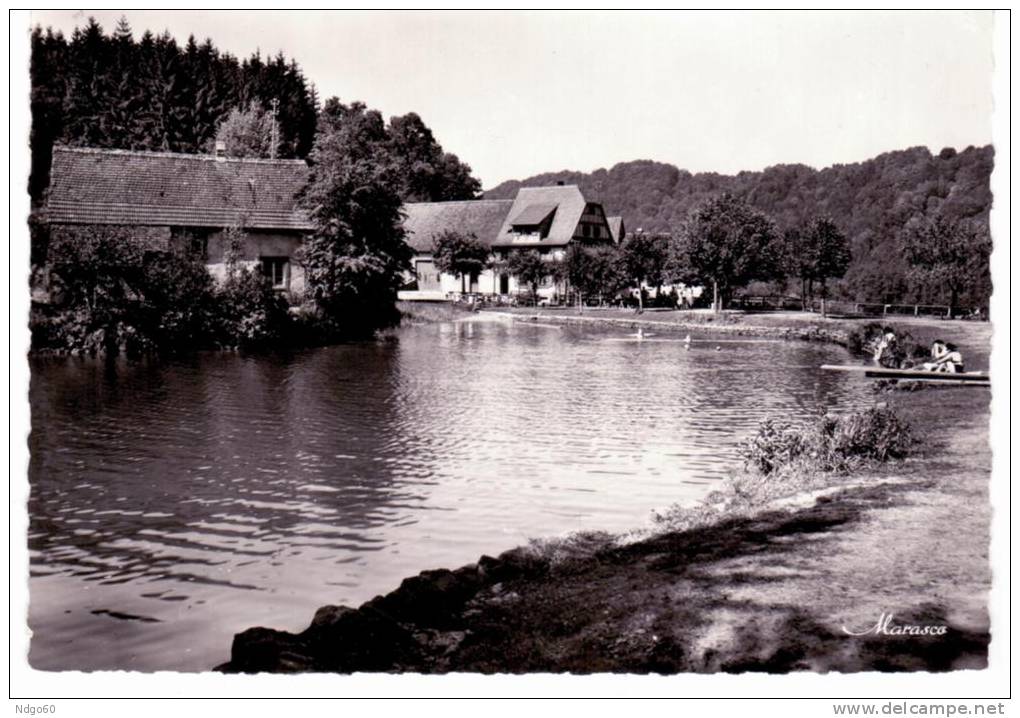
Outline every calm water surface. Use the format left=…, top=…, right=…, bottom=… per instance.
left=28, top=316, right=870, bottom=670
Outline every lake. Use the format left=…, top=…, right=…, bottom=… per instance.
left=27, top=315, right=869, bottom=671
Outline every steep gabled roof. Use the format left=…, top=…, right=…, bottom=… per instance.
left=45, top=146, right=314, bottom=231
left=607, top=216, right=626, bottom=243
left=402, top=199, right=514, bottom=253
left=492, top=184, right=589, bottom=247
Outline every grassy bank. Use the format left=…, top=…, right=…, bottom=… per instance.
left=218, top=379, right=991, bottom=673
left=397, top=300, right=479, bottom=325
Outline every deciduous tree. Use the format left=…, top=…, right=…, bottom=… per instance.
left=432, top=230, right=490, bottom=293
left=505, top=250, right=548, bottom=305
left=903, top=215, right=991, bottom=315
left=616, top=233, right=669, bottom=312
left=386, top=112, right=481, bottom=201
left=213, top=102, right=277, bottom=158
left=670, top=194, right=782, bottom=312
left=784, top=217, right=851, bottom=314
left=298, top=99, right=411, bottom=335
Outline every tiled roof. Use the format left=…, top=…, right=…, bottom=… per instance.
left=46, top=146, right=314, bottom=231
left=402, top=199, right=514, bottom=253
left=492, top=185, right=589, bottom=247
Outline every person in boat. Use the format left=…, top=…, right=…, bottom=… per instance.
left=926, top=341, right=965, bottom=373
left=872, top=327, right=900, bottom=368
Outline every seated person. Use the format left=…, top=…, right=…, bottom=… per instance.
left=872, top=327, right=900, bottom=367
left=921, top=340, right=948, bottom=371
left=924, top=340, right=965, bottom=373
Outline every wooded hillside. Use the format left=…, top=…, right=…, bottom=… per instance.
left=486, top=146, right=994, bottom=306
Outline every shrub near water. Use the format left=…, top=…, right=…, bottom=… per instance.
left=845, top=322, right=937, bottom=368
left=33, top=228, right=218, bottom=355
left=32, top=227, right=294, bottom=355
left=214, top=267, right=291, bottom=349
left=742, top=407, right=913, bottom=475
left=651, top=407, right=913, bottom=534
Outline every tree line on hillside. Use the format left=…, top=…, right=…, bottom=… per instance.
left=30, top=18, right=483, bottom=355
left=431, top=193, right=985, bottom=317
left=485, top=146, right=994, bottom=309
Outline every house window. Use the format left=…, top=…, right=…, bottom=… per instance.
left=583, top=225, right=591, bottom=238
left=170, top=227, right=210, bottom=259
left=260, top=257, right=289, bottom=289
left=191, top=235, right=209, bottom=258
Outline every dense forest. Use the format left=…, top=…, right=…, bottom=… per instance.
left=29, top=16, right=320, bottom=202
left=29, top=16, right=481, bottom=206
left=486, top=146, right=994, bottom=307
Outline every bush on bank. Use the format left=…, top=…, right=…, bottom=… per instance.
left=522, top=406, right=916, bottom=563
left=743, top=407, right=913, bottom=475
left=31, top=230, right=297, bottom=356
left=649, top=407, right=914, bottom=534
left=213, top=267, right=292, bottom=350
left=846, top=321, right=938, bottom=368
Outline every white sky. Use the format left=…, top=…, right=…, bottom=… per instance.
left=27, top=10, right=994, bottom=189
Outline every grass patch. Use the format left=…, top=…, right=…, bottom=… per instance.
left=519, top=531, right=618, bottom=567
left=652, top=406, right=913, bottom=533
left=526, top=406, right=916, bottom=560
left=397, top=301, right=476, bottom=325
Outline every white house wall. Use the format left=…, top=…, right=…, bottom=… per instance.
left=410, top=251, right=572, bottom=300
left=205, top=229, right=307, bottom=298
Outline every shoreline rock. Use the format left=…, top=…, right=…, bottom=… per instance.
left=218, top=548, right=545, bottom=673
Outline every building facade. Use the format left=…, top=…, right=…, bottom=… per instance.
left=44, top=146, right=315, bottom=300
left=43, top=148, right=627, bottom=306
left=402, top=184, right=620, bottom=301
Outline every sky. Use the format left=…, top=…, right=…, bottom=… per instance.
left=27, top=10, right=996, bottom=189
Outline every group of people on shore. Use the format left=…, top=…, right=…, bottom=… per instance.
left=872, top=327, right=965, bottom=372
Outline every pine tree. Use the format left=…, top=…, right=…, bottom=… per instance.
left=31, top=16, right=318, bottom=161
left=62, top=17, right=113, bottom=147
left=29, top=26, right=68, bottom=201
left=106, top=16, right=141, bottom=148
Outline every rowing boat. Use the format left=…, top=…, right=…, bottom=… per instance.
left=820, top=364, right=990, bottom=386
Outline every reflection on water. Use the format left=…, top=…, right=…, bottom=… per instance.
left=28, top=317, right=869, bottom=670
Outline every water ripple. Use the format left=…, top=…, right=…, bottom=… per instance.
left=28, top=322, right=869, bottom=670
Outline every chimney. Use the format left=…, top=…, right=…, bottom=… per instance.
left=214, top=141, right=227, bottom=161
